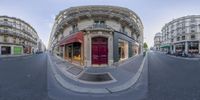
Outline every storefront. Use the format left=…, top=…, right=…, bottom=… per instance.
left=175, top=42, right=185, bottom=53
left=13, top=46, right=22, bottom=55
left=118, top=39, right=129, bottom=61
left=160, top=44, right=170, bottom=53
left=132, top=43, right=139, bottom=56
left=188, top=41, right=199, bottom=54
left=1, top=46, right=11, bottom=55
left=23, top=46, right=32, bottom=54
left=60, top=32, right=83, bottom=65
left=113, top=31, right=137, bottom=62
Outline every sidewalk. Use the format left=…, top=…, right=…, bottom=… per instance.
left=155, top=51, right=200, bottom=61
left=0, top=54, right=32, bottom=59
left=47, top=53, right=147, bottom=94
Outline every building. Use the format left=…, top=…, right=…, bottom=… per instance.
left=48, top=5, right=143, bottom=67
left=0, top=16, right=39, bottom=56
left=161, top=15, right=200, bottom=55
left=154, top=32, right=162, bottom=51
left=37, top=39, right=46, bottom=52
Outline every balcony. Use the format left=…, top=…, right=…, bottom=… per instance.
left=85, top=24, right=114, bottom=31
left=0, top=21, right=13, bottom=27
left=69, top=27, right=79, bottom=34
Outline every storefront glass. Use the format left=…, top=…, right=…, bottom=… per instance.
left=175, top=43, right=185, bottom=53
left=188, top=42, right=199, bottom=54
left=65, top=42, right=81, bottom=62
left=118, top=39, right=128, bottom=61
left=73, top=42, right=81, bottom=61
left=1, top=46, right=11, bottom=55
left=67, top=45, right=73, bottom=60
left=14, top=47, right=22, bottom=55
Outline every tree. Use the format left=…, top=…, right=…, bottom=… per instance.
left=143, top=42, right=148, bottom=50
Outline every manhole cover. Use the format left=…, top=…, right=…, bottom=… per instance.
left=78, top=72, right=113, bottom=82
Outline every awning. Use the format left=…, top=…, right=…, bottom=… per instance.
left=59, top=32, right=83, bottom=46
left=160, top=44, right=170, bottom=48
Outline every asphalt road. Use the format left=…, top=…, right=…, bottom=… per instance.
left=0, top=53, right=50, bottom=100
left=1, top=52, right=199, bottom=100
left=0, top=53, right=147, bottom=100
left=146, top=51, right=200, bottom=100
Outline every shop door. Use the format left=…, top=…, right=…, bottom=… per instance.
left=92, top=37, right=108, bottom=65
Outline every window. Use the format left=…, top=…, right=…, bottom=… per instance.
left=1, top=46, right=11, bottom=55
left=3, top=36, right=8, bottom=42
left=13, top=37, right=16, bottom=43
left=94, top=20, right=105, bottom=24
left=121, top=26, right=125, bottom=32
left=4, top=19, right=8, bottom=21
left=177, top=37, right=180, bottom=41
left=72, top=24, right=77, bottom=30
left=71, top=24, right=78, bottom=33
left=191, top=30, right=195, bottom=33
left=191, top=35, right=195, bottom=40
left=73, top=43, right=81, bottom=61
left=182, top=36, right=185, bottom=40
left=171, top=39, right=173, bottom=42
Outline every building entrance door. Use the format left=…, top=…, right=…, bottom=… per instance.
left=92, top=37, right=108, bottom=65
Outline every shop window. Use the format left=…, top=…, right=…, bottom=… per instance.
left=118, top=39, right=128, bottom=61
left=1, top=46, right=11, bottom=55
left=188, top=42, right=199, bottom=54
left=73, top=42, right=81, bottom=61
left=67, top=45, right=73, bottom=60
left=14, top=47, right=22, bottom=55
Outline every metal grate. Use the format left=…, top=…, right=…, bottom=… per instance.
left=78, top=72, right=113, bottom=82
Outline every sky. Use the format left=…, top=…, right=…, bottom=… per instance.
left=1, top=0, right=200, bottom=48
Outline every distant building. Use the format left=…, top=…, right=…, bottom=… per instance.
left=161, top=15, right=200, bottom=55
left=48, top=5, right=144, bottom=67
left=0, top=16, right=39, bottom=56
left=154, top=32, right=162, bottom=51
left=37, top=39, right=46, bottom=52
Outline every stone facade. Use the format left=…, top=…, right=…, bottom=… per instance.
left=48, top=5, right=143, bottom=67
left=0, top=16, right=39, bottom=56
left=154, top=32, right=162, bottom=51
left=161, top=15, right=200, bottom=55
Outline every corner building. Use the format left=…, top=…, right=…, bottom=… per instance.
left=161, top=15, right=200, bottom=55
left=49, top=5, right=143, bottom=67
left=0, top=16, right=38, bottom=56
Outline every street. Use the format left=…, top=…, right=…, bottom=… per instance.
left=0, top=53, right=49, bottom=100
left=147, top=51, right=200, bottom=100
left=0, top=52, right=200, bottom=100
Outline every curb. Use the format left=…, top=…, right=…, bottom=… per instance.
left=0, top=54, right=32, bottom=59
left=164, top=54, right=200, bottom=61
left=47, top=53, right=147, bottom=94
left=108, top=52, right=147, bottom=92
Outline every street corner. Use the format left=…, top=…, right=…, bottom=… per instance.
left=47, top=53, right=148, bottom=95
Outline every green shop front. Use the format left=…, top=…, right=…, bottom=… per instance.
left=13, top=46, right=23, bottom=55
left=160, top=44, right=171, bottom=53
